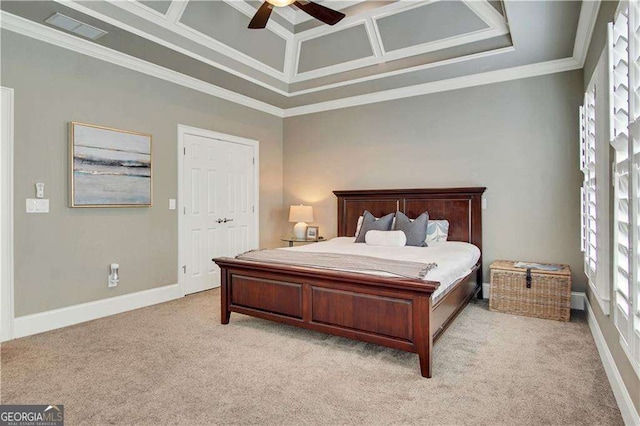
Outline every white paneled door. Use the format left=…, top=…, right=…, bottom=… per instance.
left=181, top=128, right=257, bottom=295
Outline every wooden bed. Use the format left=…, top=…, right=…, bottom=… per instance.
left=213, top=187, right=486, bottom=378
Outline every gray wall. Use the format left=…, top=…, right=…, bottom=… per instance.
left=284, top=70, right=585, bottom=290
left=1, top=31, right=284, bottom=316
left=582, top=1, right=640, bottom=414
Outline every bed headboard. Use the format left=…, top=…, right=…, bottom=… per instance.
left=333, top=187, right=486, bottom=252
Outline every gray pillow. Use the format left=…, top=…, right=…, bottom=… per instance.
left=393, top=211, right=429, bottom=247
left=354, top=211, right=395, bottom=243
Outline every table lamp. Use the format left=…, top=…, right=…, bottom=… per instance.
left=289, top=205, right=313, bottom=239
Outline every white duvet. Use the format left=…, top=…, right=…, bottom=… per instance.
left=280, top=237, right=480, bottom=301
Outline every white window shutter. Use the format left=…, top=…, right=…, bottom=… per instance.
left=611, top=0, right=640, bottom=375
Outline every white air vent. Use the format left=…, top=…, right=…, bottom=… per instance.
left=45, top=13, right=107, bottom=40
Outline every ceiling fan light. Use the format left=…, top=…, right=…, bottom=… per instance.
left=266, top=0, right=295, bottom=7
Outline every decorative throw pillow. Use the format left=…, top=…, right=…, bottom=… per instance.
left=354, top=211, right=395, bottom=243
left=393, top=211, right=429, bottom=247
left=426, top=220, right=450, bottom=243
left=355, top=215, right=397, bottom=238
left=364, top=230, right=407, bottom=247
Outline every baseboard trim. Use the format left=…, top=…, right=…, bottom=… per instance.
left=13, top=284, right=181, bottom=339
left=481, top=283, right=586, bottom=311
left=586, top=299, right=640, bottom=426
left=482, top=282, right=490, bottom=299
left=570, top=291, right=586, bottom=310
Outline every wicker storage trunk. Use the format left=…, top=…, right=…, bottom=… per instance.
left=489, top=260, right=572, bottom=321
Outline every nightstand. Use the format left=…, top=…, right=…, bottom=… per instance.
left=281, top=237, right=325, bottom=247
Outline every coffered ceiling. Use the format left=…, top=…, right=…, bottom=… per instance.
left=0, top=0, right=598, bottom=116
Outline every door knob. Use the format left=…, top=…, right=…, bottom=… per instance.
left=216, top=218, right=224, bottom=223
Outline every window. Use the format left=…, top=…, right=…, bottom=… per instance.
left=580, top=49, right=611, bottom=314
left=610, top=0, right=640, bottom=376
left=581, top=88, right=597, bottom=284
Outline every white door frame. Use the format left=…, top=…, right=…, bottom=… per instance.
left=1, top=87, right=15, bottom=342
left=177, top=124, right=259, bottom=296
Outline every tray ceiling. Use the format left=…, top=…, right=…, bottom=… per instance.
left=0, top=0, right=592, bottom=116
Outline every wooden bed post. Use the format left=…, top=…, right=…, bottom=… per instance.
left=471, top=191, right=484, bottom=299
left=414, top=294, right=433, bottom=378
left=221, top=269, right=230, bottom=324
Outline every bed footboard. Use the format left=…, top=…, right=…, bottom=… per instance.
left=215, top=258, right=478, bottom=378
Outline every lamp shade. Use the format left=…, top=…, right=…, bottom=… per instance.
left=289, top=205, right=313, bottom=223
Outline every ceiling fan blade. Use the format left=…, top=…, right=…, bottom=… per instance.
left=293, top=1, right=345, bottom=26
left=248, top=2, right=273, bottom=29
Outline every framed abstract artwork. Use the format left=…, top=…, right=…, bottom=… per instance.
left=70, top=122, right=152, bottom=207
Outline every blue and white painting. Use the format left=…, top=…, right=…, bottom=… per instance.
left=71, top=123, right=152, bottom=207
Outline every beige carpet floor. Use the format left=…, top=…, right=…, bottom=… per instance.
left=0, top=289, right=622, bottom=425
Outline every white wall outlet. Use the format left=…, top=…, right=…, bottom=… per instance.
left=482, top=198, right=487, bottom=210
left=108, top=263, right=119, bottom=288
left=169, top=198, right=176, bottom=210
left=26, top=199, right=49, bottom=213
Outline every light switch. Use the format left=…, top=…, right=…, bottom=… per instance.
left=26, top=199, right=49, bottom=213
left=35, top=183, right=45, bottom=199
left=169, top=199, right=176, bottom=210
left=482, top=198, right=487, bottom=210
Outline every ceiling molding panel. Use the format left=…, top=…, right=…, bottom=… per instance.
left=297, top=21, right=374, bottom=74
left=136, top=1, right=171, bottom=16
left=179, top=1, right=288, bottom=72
left=72, top=0, right=290, bottom=83
left=375, top=1, right=489, bottom=53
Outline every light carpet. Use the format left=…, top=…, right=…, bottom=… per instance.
left=0, top=289, right=622, bottom=425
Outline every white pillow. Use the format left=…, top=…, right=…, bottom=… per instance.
left=365, top=230, right=407, bottom=247
left=425, top=220, right=449, bottom=243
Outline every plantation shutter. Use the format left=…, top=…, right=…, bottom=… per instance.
left=630, top=0, right=640, bottom=357
left=582, top=88, right=598, bottom=283
left=611, top=8, right=633, bottom=343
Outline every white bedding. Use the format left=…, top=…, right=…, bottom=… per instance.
left=280, top=237, right=480, bottom=301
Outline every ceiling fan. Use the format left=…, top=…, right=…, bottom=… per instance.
left=249, top=0, right=346, bottom=29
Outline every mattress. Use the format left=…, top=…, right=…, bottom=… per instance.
left=281, top=237, right=481, bottom=301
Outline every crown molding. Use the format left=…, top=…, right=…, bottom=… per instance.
left=288, top=45, right=515, bottom=96
left=283, top=57, right=582, bottom=117
left=45, top=0, right=517, bottom=97
left=0, top=11, right=285, bottom=117
left=573, top=0, right=601, bottom=66
left=3, top=9, right=583, bottom=119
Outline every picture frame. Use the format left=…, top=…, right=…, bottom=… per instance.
left=306, top=226, right=319, bottom=240
left=70, top=122, right=152, bottom=207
